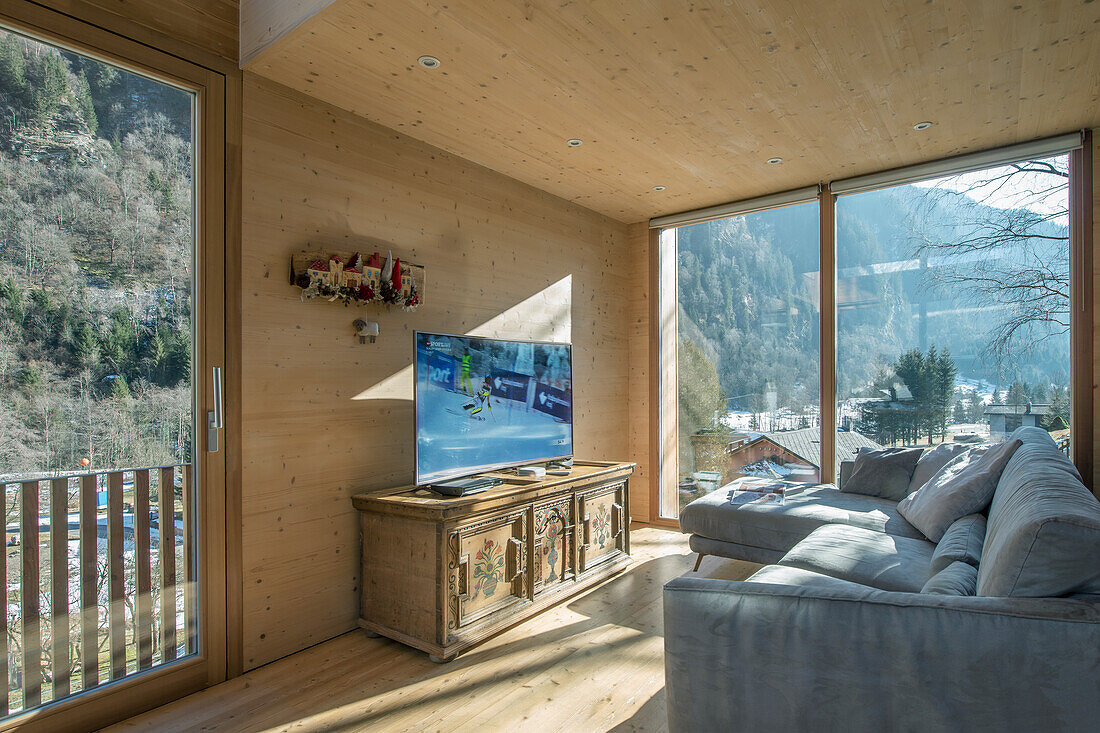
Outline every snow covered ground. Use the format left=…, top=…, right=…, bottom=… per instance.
left=720, top=373, right=1001, bottom=436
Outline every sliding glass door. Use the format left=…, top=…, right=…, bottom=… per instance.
left=0, top=5, right=226, bottom=728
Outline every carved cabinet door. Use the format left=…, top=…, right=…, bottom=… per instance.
left=577, top=482, right=627, bottom=575
left=532, top=498, right=575, bottom=596
left=448, top=511, right=527, bottom=632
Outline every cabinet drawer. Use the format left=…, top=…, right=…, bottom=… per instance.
left=447, top=511, right=527, bottom=632
left=578, top=481, right=627, bottom=574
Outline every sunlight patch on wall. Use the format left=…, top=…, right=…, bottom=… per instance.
left=351, top=275, right=572, bottom=401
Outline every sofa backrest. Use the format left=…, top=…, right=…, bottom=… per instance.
left=1006, top=425, right=1059, bottom=448
left=978, top=430, right=1100, bottom=597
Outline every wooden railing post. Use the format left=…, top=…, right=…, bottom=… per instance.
left=50, top=477, right=71, bottom=701
left=135, top=469, right=153, bottom=671
left=158, top=467, right=177, bottom=662
left=183, top=463, right=195, bottom=654
left=107, top=471, right=125, bottom=680
left=21, top=480, right=42, bottom=709
left=80, top=473, right=98, bottom=692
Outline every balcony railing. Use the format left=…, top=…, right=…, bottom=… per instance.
left=1, top=465, right=195, bottom=717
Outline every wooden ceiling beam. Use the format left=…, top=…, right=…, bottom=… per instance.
left=240, top=0, right=339, bottom=67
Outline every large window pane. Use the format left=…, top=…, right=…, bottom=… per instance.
left=0, top=26, right=196, bottom=716
left=672, top=203, right=820, bottom=517
left=836, top=156, right=1071, bottom=471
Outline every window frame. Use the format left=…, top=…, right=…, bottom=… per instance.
left=0, top=4, right=231, bottom=731
left=654, top=133, right=1095, bottom=521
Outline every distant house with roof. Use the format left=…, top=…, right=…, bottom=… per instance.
left=985, top=403, right=1054, bottom=439
left=726, top=426, right=882, bottom=482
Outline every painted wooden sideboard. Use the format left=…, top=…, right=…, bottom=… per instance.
left=351, top=461, right=634, bottom=662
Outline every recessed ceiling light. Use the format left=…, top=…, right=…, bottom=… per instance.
left=766, top=157, right=783, bottom=165
left=417, top=55, right=441, bottom=69
left=566, top=139, right=583, bottom=147
left=913, top=121, right=933, bottom=130
left=652, top=185, right=666, bottom=191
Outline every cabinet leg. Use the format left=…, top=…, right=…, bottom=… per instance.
left=362, top=629, right=381, bottom=638
left=692, top=553, right=706, bottom=572
left=429, top=654, right=455, bottom=664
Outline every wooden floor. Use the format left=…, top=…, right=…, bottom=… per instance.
left=101, top=527, right=758, bottom=733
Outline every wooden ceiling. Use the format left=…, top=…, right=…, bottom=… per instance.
left=243, top=0, right=1100, bottom=223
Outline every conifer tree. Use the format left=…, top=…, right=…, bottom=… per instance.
left=29, top=52, right=69, bottom=125
left=0, top=34, right=26, bottom=101
left=73, top=70, right=97, bottom=134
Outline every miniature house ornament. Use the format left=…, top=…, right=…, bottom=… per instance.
left=290, top=248, right=423, bottom=311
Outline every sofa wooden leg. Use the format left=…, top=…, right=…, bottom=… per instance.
left=692, top=553, right=706, bottom=572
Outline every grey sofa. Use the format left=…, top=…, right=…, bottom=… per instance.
left=665, top=427, right=1100, bottom=732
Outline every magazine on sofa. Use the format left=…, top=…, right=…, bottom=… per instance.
left=726, top=477, right=789, bottom=505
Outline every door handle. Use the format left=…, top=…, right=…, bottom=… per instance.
left=207, top=366, right=223, bottom=452
left=457, top=554, right=470, bottom=601
left=507, top=536, right=524, bottom=582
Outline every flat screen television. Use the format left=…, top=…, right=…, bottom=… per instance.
left=414, top=331, right=573, bottom=485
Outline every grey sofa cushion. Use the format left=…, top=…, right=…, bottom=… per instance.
left=930, top=513, right=986, bottom=574
left=746, top=564, right=874, bottom=593
left=978, top=440, right=1100, bottom=597
left=778, top=524, right=935, bottom=592
left=841, top=447, right=923, bottom=501
left=922, top=561, right=978, bottom=595
left=898, top=439, right=1022, bottom=542
left=679, top=484, right=924, bottom=555
left=909, top=442, right=970, bottom=494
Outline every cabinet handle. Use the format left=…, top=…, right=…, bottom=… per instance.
left=507, top=537, right=524, bottom=582
left=457, top=554, right=470, bottom=600
left=612, top=503, right=624, bottom=538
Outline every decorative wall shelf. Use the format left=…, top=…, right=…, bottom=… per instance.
left=290, top=249, right=424, bottom=310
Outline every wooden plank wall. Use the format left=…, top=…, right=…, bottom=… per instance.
left=240, top=74, right=635, bottom=669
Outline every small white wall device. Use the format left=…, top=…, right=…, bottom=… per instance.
left=353, top=319, right=380, bottom=343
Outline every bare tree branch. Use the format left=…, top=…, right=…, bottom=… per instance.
left=911, top=156, right=1070, bottom=370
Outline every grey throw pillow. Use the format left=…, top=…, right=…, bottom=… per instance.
left=898, top=439, right=1022, bottom=542
left=921, top=561, right=978, bottom=595
left=929, top=513, right=986, bottom=574
left=841, top=447, right=923, bottom=501
left=909, top=442, right=970, bottom=494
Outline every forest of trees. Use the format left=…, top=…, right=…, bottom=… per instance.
left=0, top=29, right=194, bottom=479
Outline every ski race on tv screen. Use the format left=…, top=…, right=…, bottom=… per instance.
left=415, top=332, right=573, bottom=484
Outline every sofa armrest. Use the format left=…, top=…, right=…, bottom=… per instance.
left=663, top=576, right=1100, bottom=733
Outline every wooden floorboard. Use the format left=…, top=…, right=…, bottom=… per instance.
left=100, top=527, right=758, bottom=733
